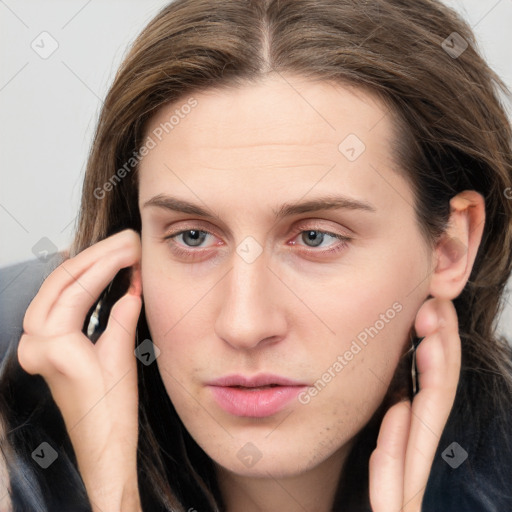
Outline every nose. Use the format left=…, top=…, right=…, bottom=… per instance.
left=214, top=249, right=288, bottom=351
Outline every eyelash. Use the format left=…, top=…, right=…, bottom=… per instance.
left=164, top=225, right=351, bottom=260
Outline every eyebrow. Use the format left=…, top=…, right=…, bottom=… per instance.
left=142, top=193, right=376, bottom=220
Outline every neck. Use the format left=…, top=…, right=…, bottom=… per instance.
left=216, top=445, right=351, bottom=512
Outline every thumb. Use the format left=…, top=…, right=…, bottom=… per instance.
left=96, top=292, right=142, bottom=373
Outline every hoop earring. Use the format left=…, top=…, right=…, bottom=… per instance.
left=87, top=298, right=103, bottom=338
left=411, top=334, right=423, bottom=396
left=86, top=279, right=114, bottom=338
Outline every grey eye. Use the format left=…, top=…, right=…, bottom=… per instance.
left=301, top=230, right=325, bottom=247
left=180, top=230, right=208, bottom=247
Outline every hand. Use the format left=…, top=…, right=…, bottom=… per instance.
left=369, top=298, right=461, bottom=512
left=18, top=230, right=143, bottom=512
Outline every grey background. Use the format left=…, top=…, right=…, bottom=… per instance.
left=0, top=0, right=511, bottom=339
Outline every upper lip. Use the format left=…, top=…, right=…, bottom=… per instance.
left=207, top=374, right=307, bottom=388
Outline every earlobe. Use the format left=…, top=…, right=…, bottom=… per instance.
left=428, top=190, right=485, bottom=300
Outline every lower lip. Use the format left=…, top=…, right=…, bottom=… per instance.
left=208, top=385, right=306, bottom=418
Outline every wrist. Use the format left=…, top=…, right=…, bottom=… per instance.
left=89, top=481, right=142, bottom=512
left=85, top=468, right=141, bottom=512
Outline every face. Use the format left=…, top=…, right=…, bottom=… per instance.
left=138, top=74, right=433, bottom=479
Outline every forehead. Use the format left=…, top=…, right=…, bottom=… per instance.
left=143, top=74, right=393, bottom=154
left=138, top=73, right=410, bottom=213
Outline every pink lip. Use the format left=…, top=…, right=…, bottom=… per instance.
left=207, top=374, right=307, bottom=418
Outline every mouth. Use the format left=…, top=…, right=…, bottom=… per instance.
left=230, top=384, right=280, bottom=390
left=206, top=374, right=307, bottom=418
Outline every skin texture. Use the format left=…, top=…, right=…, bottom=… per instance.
left=17, top=73, right=484, bottom=512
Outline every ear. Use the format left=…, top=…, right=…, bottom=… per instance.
left=428, top=190, right=485, bottom=300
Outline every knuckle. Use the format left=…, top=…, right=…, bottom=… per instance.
left=17, top=332, right=88, bottom=379
left=45, top=336, right=90, bottom=377
left=45, top=342, right=72, bottom=374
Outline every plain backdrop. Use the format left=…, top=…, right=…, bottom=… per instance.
left=1, top=0, right=511, bottom=338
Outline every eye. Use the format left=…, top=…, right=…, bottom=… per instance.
left=164, top=228, right=220, bottom=260
left=177, top=229, right=209, bottom=247
left=170, top=229, right=214, bottom=248
left=299, top=230, right=336, bottom=248
left=291, top=229, right=350, bottom=254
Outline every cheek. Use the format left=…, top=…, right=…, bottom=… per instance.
left=298, top=238, right=427, bottom=409
left=291, top=240, right=424, bottom=352
left=141, top=250, right=203, bottom=340
left=141, top=264, right=172, bottom=339
left=140, top=253, right=210, bottom=389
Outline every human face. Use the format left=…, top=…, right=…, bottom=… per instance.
left=138, top=74, right=433, bottom=478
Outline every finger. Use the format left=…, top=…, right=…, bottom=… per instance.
left=19, top=273, right=142, bottom=393
left=414, top=299, right=460, bottom=392
left=45, top=254, right=139, bottom=334
left=369, top=400, right=411, bottom=512
left=18, top=331, right=98, bottom=381
left=402, top=298, right=461, bottom=511
left=96, top=291, right=142, bottom=378
left=23, top=230, right=141, bottom=335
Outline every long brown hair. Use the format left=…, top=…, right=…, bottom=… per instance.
left=3, top=1, right=512, bottom=510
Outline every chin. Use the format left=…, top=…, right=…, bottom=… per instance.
left=213, top=452, right=316, bottom=479
left=199, top=432, right=344, bottom=479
